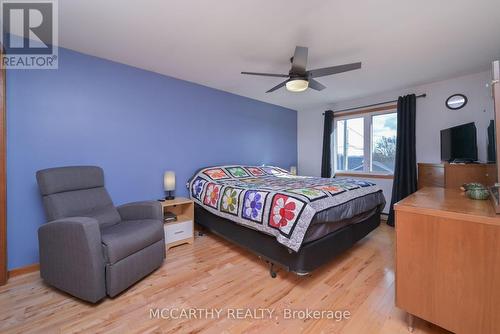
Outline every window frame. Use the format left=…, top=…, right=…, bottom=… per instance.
left=332, top=105, right=397, bottom=178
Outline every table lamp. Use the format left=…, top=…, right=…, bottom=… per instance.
left=163, top=171, right=176, bottom=200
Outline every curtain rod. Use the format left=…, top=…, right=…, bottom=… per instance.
left=323, top=93, right=427, bottom=115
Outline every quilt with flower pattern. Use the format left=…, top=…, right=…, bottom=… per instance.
left=188, top=165, right=384, bottom=252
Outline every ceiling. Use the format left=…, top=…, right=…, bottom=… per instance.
left=58, top=0, right=500, bottom=110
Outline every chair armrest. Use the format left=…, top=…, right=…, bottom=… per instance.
left=38, top=217, right=106, bottom=303
left=117, top=201, right=162, bottom=221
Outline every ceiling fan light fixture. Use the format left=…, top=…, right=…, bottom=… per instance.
left=241, top=46, right=362, bottom=93
left=286, top=79, right=308, bottom=92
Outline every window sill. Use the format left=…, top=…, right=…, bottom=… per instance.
left=334, top=172, right=394, bottom=180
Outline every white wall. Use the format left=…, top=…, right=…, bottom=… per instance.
left=298, top=70, right=495, bottom=212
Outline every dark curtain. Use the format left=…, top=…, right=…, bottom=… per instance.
left=387, top=94, right=417, bottom=226
left=321, top=110, right=334, bottom=178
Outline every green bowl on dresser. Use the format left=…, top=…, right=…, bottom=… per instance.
left=465, top=188, right=490, bottom=200
left=462, top=182, right=485, bottom=191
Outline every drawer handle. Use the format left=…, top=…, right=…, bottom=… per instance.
left=174, top=231, right=184, bottom=235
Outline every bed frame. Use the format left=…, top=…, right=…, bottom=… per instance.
left=195, top=204, right=381, bottom=277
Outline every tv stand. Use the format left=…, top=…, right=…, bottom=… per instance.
left=417, top=162, right=496, bottom=189
left=449, top=159, right=476, bottom=164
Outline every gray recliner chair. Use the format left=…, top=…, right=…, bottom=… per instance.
left=36, top=166, right=166, bottom=303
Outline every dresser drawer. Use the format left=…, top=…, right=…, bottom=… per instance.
left=418, top=163, right=444, bottom=189
left=164, top=220, right=193, bottom=244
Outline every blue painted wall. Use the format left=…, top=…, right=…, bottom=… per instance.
left=6, top=47, right=297, bottom=269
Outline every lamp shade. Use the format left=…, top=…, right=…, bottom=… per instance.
left=163, top=171, right=176, bottom=191
left=290, top=166, right=297, bottom=175
left=286, top=79, right=308, bottom=92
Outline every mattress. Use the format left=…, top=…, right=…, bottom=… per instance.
left=304, top=207, right=379, bottom=243
left=188, top=165, right=386, bottom=251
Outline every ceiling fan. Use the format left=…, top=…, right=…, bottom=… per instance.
left=241, top=46, right=361, bottom=93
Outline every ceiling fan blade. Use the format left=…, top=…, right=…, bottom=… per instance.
left=291, top=46, right=308, bottom=74
left=307, top=62, right=362, bottom=78
left=308, top=78, right=326, bottom=91
left=241, top=71, right=289, bottom=78
left=266, top=80, right=289, bottom=93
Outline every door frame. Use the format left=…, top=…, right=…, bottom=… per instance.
left=0, top=44, right=7, bottom=285
left=493, top=61, right=500, bottom=186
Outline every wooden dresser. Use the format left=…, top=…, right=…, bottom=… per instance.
left=394, top=188, right=500, bottom=334
left=417, top=162, right=496, bottom=189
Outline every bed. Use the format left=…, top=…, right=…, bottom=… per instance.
left=188, top=165, right=386, bottom=277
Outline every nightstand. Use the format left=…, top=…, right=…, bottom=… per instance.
left=160, top=197, right=194, bottom=250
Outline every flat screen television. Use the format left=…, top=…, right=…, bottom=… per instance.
left=440, top=122, right=478, bottom=163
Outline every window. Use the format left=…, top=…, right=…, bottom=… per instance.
left=372, top=113, right=397, bottom=173
left=336, top=117, right=364, bottom=171
left=333, top=109, right=397, bottom=175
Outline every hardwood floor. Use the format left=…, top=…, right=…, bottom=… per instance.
left=0, top=224, right=451, bottom=334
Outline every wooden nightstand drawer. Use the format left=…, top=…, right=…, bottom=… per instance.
left=164, top=220, right=193, bottom=244
left=160, top=197, right=194, bottom=250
